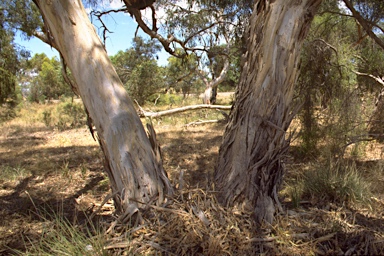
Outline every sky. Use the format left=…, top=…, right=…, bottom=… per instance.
left=15, top=6, right=170, bottom=66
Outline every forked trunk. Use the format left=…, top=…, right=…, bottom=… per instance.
left=214, top=0, right=321, bottom=224
left=34, top=0, right=172, bottom=213
left=201, top=58, right=230, bottom=104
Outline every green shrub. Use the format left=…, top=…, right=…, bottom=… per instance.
left=0, top=104, right=17, bottom=123
left=42, top=110, right=52, bottom=127
left=55, top=100, right=86, bottom=130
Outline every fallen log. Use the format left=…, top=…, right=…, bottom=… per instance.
left=136, top=103, right=232, bottom=118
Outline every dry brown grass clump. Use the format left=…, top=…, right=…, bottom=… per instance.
left=104, top=188, right=266, bottom=255
left=101, top=175, right=384, bottom=255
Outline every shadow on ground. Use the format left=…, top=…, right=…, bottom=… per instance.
left=157, top=123, right=224, bottom=187
left=0, top=143, right=107, bottom=255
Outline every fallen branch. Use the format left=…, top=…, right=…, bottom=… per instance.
left=185, top=119, right=221, bottom=126
left=136, top=103, right=232, bottom=118
left=353, top=70, right=384, bottom=86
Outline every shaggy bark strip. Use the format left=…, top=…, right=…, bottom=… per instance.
left=214, top=0, right=322, bottom=224
left=33, top=0, right=173, bottom=213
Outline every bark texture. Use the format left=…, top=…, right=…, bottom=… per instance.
left=214, top=0, right=321, bottom=224
left=34, top=0, right=172, bottom=213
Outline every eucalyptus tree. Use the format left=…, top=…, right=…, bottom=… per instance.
left=341, top=0, right=384, bottom=140
left=214, top=0, right=322, bottom=223
left=0, top=23, right=18, bottom=104
left=5, top=0, right=322, bottom=224
left=15, top=0, right=384, bottom=226
left=0, top=4, right=30, bottom=104
left=29, top=0, right=173, bottom=216
left=166, top=49, right=202, bottom=97
left=116, top=0, right=251, bottom=104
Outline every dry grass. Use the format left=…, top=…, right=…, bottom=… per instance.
left=1, top=96, right=384, bottom=255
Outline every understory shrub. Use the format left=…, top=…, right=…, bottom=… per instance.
left=41, top=99, right=86, bottom=130
left=56, top=100, right=86, bottom=130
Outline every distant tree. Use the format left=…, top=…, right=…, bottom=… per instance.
left=341, top=0, right=384, bottom=140
left=0, top=8, right=29, bottom=104
left=110, top=37, right=161, bottom=83
left=115, top=0, right=251, bottom=104
left=126, top=59, right=165, bottom=105
left=0, top=28, right=18, bottom=104
left=166, top=49, right=202, bottom=97
left=111, top=36, right=164, bottom=104
left=23, top=54, right=72, bottom=102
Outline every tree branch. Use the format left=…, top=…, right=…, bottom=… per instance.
left=343, top=0, right=384, bottom=50
left=90, top=9, right=122, bottom=45
left=128, top=8, right=185, bottom=58
left=353, top=70, right=384, bottom=86
left=136, top=103, right=231, bottom=118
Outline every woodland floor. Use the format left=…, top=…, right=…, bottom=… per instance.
left=1, top=101, right=384, bottom=255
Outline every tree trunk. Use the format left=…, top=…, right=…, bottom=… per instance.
left=214, top=0, right=321, bottom=224
left=201, top=58, right=230, bottom=104
left=203, top=86, right=212, bottom=104
left=353, top=72, right=384, bottom=141
left=33, top=0, right=172, bottom=213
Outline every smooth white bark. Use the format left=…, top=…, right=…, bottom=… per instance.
left=34, top=0, right=172, bottom=212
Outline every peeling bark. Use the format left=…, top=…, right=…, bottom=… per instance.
left=214, top=0, right=321, bottom=224
left=33, top=0, right=172, bottom=214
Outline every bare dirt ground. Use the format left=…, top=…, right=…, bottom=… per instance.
left=1, top=103, right=384, bottom=255
left=0, top=125, right=104, bottom=254
left=0, top=113, right=225, bottom=254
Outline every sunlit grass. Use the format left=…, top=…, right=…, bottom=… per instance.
left=0, top=165, right=30, bottom=181
left=15, top=208, right=108, bottom=256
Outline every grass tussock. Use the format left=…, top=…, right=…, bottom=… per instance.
left=301, top=159, right=372, bottom=206
left=15, top=209, right=107, bottom=256
left=283, top=159, right=376, bottom=209
left=0, top=165, right=30, bottom=181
